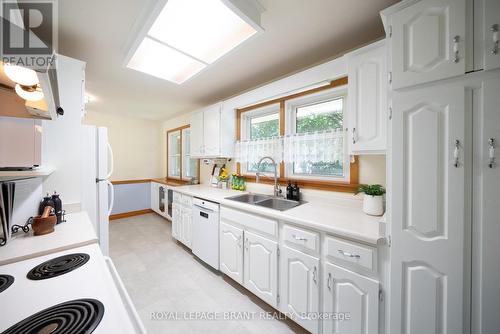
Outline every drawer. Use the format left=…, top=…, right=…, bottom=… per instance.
left=221, top=206, right=277, bottom=237
left=181, top=194, right=192, bottom=207
left=283, top=224, right=319, bottom=253
left=173, top=192, right=181, bottom=204
left=325, top=236, right=376, bottom=272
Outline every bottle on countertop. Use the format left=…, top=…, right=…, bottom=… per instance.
left=286, top=181, right=293, bottom=200
left=51, top=191, right=63, bottom=224
left=292, top=182, right=300, bottom=201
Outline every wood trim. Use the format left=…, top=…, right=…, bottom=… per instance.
left=234, top=76, right=358, bottom=192
left=110, top=209, right=153, bottom=221
left=111, top=179, right=152, bottom=185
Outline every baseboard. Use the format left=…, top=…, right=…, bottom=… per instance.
left=109, top=209, right=153, bottom=221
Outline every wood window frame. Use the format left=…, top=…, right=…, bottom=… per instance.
left=236, top=76, right=359, bottom=193
left=166, top=124, right=200, bottom=183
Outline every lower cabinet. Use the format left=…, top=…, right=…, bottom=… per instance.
left=244, top=231, right=278, bottom=307
left=171, top=192, right=192, bottom=249
left=219, top=221, right=244, bottom=284
left=171, top=203, right=180, bottom=240
left=280, top=245, right=320, bottom=334
left=323, top=262, right=379, bottom=334
left=181, top=207, right=192, bottom=248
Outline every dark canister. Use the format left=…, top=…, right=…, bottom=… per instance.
left=51, top=191, right=63, bottom=224
left=38, top=194, right=55, bottom=216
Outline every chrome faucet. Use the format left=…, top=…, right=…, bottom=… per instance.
left=256, top=156, right=282, bottom=197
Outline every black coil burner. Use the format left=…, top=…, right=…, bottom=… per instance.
left=0, top=275, right=14, bottom=293
left=1, top=299, right=104, bottom=334
left=27, top=253, right=90, bottom=280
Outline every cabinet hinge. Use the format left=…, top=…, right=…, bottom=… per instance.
left=386, top=235, right=392, bottom=247
left=388, top=71, right=392, bottom=84
left=388, top=25, right=392, bottom=38
left=389, top=107, right=393, bottom=120
left=379, top=289, right=384, bottom=302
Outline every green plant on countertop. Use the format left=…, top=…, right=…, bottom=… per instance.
left=356, top=184, right=385, bottom=196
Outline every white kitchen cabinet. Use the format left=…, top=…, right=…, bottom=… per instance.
left=323, top=262, right=379, bottom=334
left=280, top=245, right=320, bottom=334
left=244, top=230, right=278, bottom=307
left=172, top=203, right=180, bottom=240
left=190, top=102, right=236, bottom=158
left=390, top=84, right=466, bottom=334
left=150, top=182, right=158, bottom=213
left=384, top=0, right=466, bottom=89
left=219, top=221, right=244, bottom=284
left=482, top=0, right=500, bottom=71
left=346, top=40, right=387, bottom=154
left=171, top=192, right=192, bottom=248
left=180, top=207, right=192, bottom=248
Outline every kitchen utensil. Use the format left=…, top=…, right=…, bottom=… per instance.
left=51, top=191, right=64, bottom=224
left=32, top=206, right=56, bottom=236
left=38, top=194, right=54, bottom=216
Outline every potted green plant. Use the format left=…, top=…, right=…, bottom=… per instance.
left=356, top=184, right=386, bottom=216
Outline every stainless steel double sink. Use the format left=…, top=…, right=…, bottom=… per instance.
left=225, top=193, right=304, bottom=211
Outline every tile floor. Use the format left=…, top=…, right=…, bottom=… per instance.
left=110, top=213, right=308, bottom=334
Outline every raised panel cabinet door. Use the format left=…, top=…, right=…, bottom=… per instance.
left=390, top=85, right=466, bottom=334
left=181, top=208, right=192, bottom=248
left=483, top=0, right=500, bottom=70
left=190, top=111, right=204, bottom=157
left=323, top=262, right=379, bottom=334
left=171, top=204, right=180, bottom=240
left=219, top=221, right=244, bottom=285
left=244, top=231, right=278, bottom=307
left=348, top=40, right=387, bottom=154
left=280, top=246, right=320, bottom=334
left=472, top=77, right=500, bottom=334
left=391, top=0, right=466, bottom=89
left=150, top=182, right=157, bottom=211
left=203, top=104, right=221, bottom=156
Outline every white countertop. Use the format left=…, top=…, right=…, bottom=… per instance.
left=0, top=211, right=98, bottom=266
left=173, top=185, right=385, bottom=245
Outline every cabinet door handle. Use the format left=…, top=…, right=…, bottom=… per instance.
left=292, top=234, right=307, bottom=241
left=338, top=249, right=361, bottom=259
left=327, top=273, right=332, bottom=291
left=245, top=238, right=249, bottom=251
left=237, top=235, right=242, bottom=249
left=489, top=138, right=496, bottom=168
left=453, top=35, right=460, bottom=63
left=491, top=24, right=499, bottom=55
left=312, top=266, right=317, bottom=284
left=352, top=128, right=357, bottom=144
left=454, top=139, right=461, bottom=168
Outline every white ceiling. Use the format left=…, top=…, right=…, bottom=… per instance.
left=58, top=0, right=398, bottom=121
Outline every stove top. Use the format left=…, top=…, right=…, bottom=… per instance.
left=0, top=275, right=14, bottom=294
left=27, top=253, right=90, bottom=280
left=1, top=298, right=104, bottom=334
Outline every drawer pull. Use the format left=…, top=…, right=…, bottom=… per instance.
left=292, top=234, right=308, bottom=241
left=312, top=266, right=317, bottom=284
left=338, top=249, right=361, bottom=259
left=327, top=273, right=332, bottom=291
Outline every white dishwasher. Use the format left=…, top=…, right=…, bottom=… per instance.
left=192, top=197, right=220, bottom=270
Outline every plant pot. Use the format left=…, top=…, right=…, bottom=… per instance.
left=363, top=194, right=384, bottom=216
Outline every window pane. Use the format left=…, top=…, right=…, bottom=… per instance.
left=294, top=97, right=344, bottom=177
left=168, top=131, right=181, bottom=155
left=250, top=112, right=279, bottom=140
left=182, top=128, right=198, bottom=179
left=296, top=98, right=343, bottom=133
left=247, top=161, right=276, bottom=173
left=169, top=157, right=181, bottom=177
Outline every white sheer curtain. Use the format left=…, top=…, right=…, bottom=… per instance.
left=235, top=129, right=345, bottom=167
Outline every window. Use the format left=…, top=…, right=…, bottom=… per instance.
left=236, top=77, right=357, bottom=191
left=167, top=125, right=199, bottom=181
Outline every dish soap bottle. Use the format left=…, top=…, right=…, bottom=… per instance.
left=286, top=181, right=293, bottom=200
left=292, top=182, right=300, bottom=201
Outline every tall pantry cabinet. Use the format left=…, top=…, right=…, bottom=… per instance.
left=381, top=0, right=500, bottom=333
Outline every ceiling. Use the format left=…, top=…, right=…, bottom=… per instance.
left=58, top=0, right=398, bottom=121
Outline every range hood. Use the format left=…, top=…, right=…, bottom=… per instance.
left=0, top=54, right=63, bottom=120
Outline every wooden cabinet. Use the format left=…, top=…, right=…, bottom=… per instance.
left=280, top=245, right=320, bottom=334
left=219, top=221, right=244, bottom=284
left=384, top=0, right=466, bottom=89
left=243, top=231, right=278, bottom=308
left=189, top=102, right=235, bottom=158
left=346, top=40, right=387, bottom=154
left=323, top=262, right=379, bottom=334
left=390, top=84, right=466, bottom=334
left=482, top=0, right=500, bottom=70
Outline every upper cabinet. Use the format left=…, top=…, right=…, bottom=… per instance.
left=482, top=0, right=500, bottom=70
left=346, top=40, right=387, bottom=154
left=382, top=0, right=466, bottom=89
left=190, top=102, right=235, bottom=158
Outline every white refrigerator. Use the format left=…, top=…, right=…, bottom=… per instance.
left=81, top=126, right=114, bottom=256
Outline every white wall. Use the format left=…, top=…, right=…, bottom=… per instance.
left=83, top=111, right=162, bottom=181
